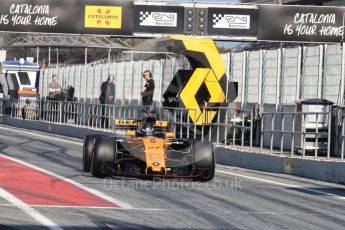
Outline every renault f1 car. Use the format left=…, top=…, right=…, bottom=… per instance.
left=82, top=116, right=215, bottom=181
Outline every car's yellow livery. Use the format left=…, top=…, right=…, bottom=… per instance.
left=83, top=116, right=215, bottom=181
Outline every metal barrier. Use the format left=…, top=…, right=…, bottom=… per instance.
left=261, top=111, right=332, bottom=159
left=0, top=99, right=254, bottom=149
left=3, top=99, right=345, bottom=160
left=341, top=113, right=345, bottom=161
left=201, top=107, right=253, bottom=148
left=157, top=107, right=197, bottom=139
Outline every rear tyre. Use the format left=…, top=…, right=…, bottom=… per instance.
left=91, top=136, right=116, bottom=178
left=192, top=141, right=215, bottom=181
left=83, top=135, right=101, bottom=172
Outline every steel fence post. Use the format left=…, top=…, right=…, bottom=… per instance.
left=302, top=113, right=306, bottom=157
left=270, top=113, right=274, bottom=154
left=194, top=108, right=197, bottom=140
left=59, top=101, right=63, bottom=124
left=83, top=101, right=86, bottom=127
left=291, top=113, right=296, bottom=157
left=280, top=114, right=285, bottom=156
left=39, top=99, right=42, bottom=121
left=260, top=113, right=264, bottom=151
left=241, top=111, right=244, bottom=148
left=315, top=114, right=319, bottom=159
left=208, top=109, right=212, bottom=142
left=327, top=109, right=331, bottom=160
left=216, top=108, right=220, bottom=146
left=201, top=109, right=204, bottom=141
left=250, top=110, right=253, bottom=149
left=340, top=114, right=345, bottom=161
left=224, top=108, right=229, bottom=147
left=232, top=109, right=236, bottom=147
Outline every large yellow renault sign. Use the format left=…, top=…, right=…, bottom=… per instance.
left=85, top=6, right=122, bottom=29
left=161, top=36, right=234, bottom=125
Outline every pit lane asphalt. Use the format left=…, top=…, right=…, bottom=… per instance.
left=1, top=125, right=345, bottom=230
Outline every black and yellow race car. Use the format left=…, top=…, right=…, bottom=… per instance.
left=81, top=35, right=240, bottom=182
left=82, top=116, right=215, bottom=181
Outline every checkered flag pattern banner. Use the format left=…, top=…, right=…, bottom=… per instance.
left=213, top=14, right=224, bottom=25
left=139, top=11, right=177, bottom=27
left=212, top=13, right=250, bottom=29
left=140, top=11, right=151, bottom=23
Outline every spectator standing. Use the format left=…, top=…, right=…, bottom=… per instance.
left=141, top=70, right=155, bottom=109
left=99, top=74, right=115, bottom=128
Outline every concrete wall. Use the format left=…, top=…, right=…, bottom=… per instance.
left=215, top=146, right=345, bottom=184
left=0, top=116, right=114, bottom=139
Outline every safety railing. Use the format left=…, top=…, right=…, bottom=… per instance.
left=63, top=101, right=86, bottom=126
left=340, top=113, right=345, bottom=161
left=201, top=107, right=254, bottom=149
left=158, top=107, right=197, bottom=139
left=0, top=98, right=255, bottom=150
left=261, top=111, right=332, bottom=159
left=4, top=99, right=345, bottom=160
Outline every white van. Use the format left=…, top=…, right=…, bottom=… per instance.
left=0, top=58, right=40, bottom=101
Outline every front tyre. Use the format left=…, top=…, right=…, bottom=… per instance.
left=83, top=135, right=101, bottom=172
left=192, top=141, right=215, bottom=181
left=91, top=137, right=116, bottom=178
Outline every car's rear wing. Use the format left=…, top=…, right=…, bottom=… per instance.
left=114, top=119, right=170, bottom=130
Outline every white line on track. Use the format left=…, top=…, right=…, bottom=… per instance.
left=0, top=187, right=63, bottom=230
left=0, top=126, right=83, bottom=146
left=0, top=154, right=133, bottom=209
left=0, top=204, right=185, bottom=212
left=0, top=126, right=136, bottom=208
left=29, top=205, right=190, bottom=211
left=216, top=170, right=345, bottom=201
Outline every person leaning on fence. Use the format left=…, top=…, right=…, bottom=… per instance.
left=47, top=74, right=63, bottom=122
left=141, top=70, right=155, bottom=113
left=99, top=74, right=115, bottom=128
left=48, top=75, right=63, bottom=101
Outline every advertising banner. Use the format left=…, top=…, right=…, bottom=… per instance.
left=0, top=0, right=133, bottom=35
left=0, top=0, right=81, bottom=34
left=258, top=5, right=345, bottom=43
left=207, top=7, right=258, bottom=37
left=133, top=5, right=184, bottom=34
left=82, top=0, right=133, bottom=35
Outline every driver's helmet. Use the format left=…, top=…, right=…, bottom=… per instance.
left=142, top=126, right=154, bottom=136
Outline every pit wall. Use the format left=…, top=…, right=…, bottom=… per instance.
left=215, top=147, right=345, bottom=184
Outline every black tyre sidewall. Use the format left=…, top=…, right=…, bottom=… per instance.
left=192, top=140, right=215, bottom=181
left=91, top=136, right=116, bottom=178
left=83, top=135, right=100, bottom=172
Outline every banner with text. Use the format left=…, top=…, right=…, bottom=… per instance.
left=133, top=5, right=184, bottom=34
left=258, top=5, right=345, bottom=43
left=0, top=0, right=81, bottom=34
left=0, top=0, right=133, bottom=35
left=208, top=7, right=258, bottom=37
left=81, top=0, right=132, bottom=35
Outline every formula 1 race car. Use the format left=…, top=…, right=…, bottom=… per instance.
left=82, top=116, right=215, bottom=181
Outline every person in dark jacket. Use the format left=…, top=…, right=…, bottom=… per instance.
left=141, top=70, right=155, bottom=107
left=100, top=74, right=115, bottom=105
left=99, top=74, right=115, bottom=128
